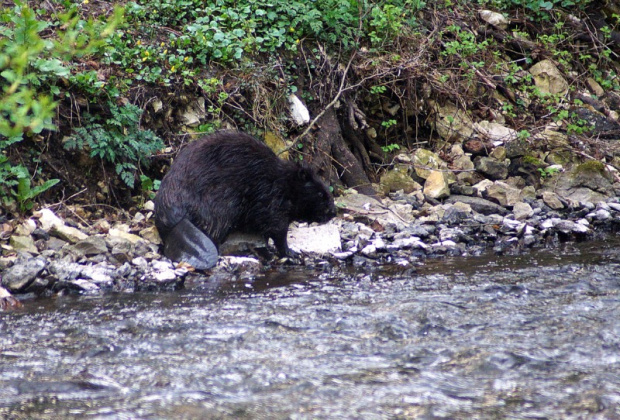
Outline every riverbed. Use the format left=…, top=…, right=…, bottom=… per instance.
left=2, top=238, right=620, bottom=419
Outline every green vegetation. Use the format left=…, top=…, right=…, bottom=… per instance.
left=0, top=0, right=616, bottom=215
left=0, top=0, right=121, bottom=213
left=538, top=166, right=561, bottom=178
left=63, top=103, right=163, bottom=189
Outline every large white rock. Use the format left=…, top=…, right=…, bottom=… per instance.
left=288, top=94, right=310, bottom=125
left=288, top=223, right=341, bottom=254
left=479, top=10, right=509, bottom=29
left=35, top=208, right=63, bottom=231
left=530, top=59, right=569, bottom=96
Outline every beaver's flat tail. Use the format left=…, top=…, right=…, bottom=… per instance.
left=163, top=218, right=219, bottom=270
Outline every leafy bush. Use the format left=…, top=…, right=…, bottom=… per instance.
left=0, top=1, right=121, bottom=211
left=0, top=155, right=59, bottom=213
left=63, top=103, right=164, bottom=189
left=0, top=1, right=121, bottom=141
left=111, top=0, right=422, bottom=87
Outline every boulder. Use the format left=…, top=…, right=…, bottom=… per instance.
left=380, top=165, right=422, bottom=194
left=412, top=149, right=443, bottom=179
left=423, top=170, right=451, bottom=199
left=529, top=59, right=569, bottom=96
left=2, top=255, right=47, bottom=292
left=475, top=156, right=509, bottom=180
left=430, top=101, right=475, bottom=143
left=288, top=223, right=342, bottom=254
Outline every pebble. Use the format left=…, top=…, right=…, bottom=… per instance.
left=3, top=185, right=620, bottom=303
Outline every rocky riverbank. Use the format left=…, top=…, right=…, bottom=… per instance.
left=2, top=144, right=620, bottom=310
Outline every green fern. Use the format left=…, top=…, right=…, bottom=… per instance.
left=64, top=102, right=163, bottom=189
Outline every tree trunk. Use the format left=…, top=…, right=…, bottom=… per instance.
left=310, top=108, right=375, bottom=196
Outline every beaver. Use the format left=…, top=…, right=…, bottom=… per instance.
left=154, top=131, right=337, bottom=269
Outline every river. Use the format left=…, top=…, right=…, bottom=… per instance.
left=2, top=238, right=620, bottom=419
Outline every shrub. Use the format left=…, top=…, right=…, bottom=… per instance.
left=63, top=103, right=163, bottom=189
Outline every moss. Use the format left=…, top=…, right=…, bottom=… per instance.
left=522, top=155, right=545, bottom=167
left=574, top=160, right=606, bottom=175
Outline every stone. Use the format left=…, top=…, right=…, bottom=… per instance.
left=475, top=121, right=517, bottom=145
left=92, top=219, right=111, bottom=234
left=0, top=286, right=21, bottom=310
left=387, top=236, right=427, bottom=250
left=262, top=132, right=289, bottom=161
left=535, top=126, right=569, bottom=148
left=140, top=226, right=162, bottom=245
left=472, top=179, right=494, bottom=196
left=513, top=202, right=533, bottom=220
left=9, top=235, right=38, bottom=254
left=484, top=181, right=522, bottom=207
left=35, top=208, right=64, bottom=231
left=288, top=223, right=342, bottom=254
left=552, top=162, right=613, bottom=204
left=80, top=264, right=115, bottom=284
left=489, top=146, right=507, bottom=161
left=576, top=108, right=620, bottom=137
left=412, top=149, right=443, bottom=179
left=15, top=219, right=36, bottom=236
left=542, top=191, right=564, bottom=210
left=444, top=195, right=509, bottom=215
left=430, top=101, right=475, bottom=143
left=380, top=165, right=421, bottom=194
left=423, top=170, right=451, bottom=199
left=179, top=97, right=206, bottom=127
left=441, top=202, right=472, bottom=224
left=337, top=194, right=411, bottom=231
left=475, top=156, right=509, bottom=180
left=504, top=139, right=529, bottom=158
left=66, top=279, right=100, bottom=293
left=2, top=256, right=47, bottom=292
left=586, top=77, right=605, bottom=97
left=554, top=220, right=590, bottom=234
left=529, top=59, right=569, bottom=96
left=288, top=94, right=310, bottom=125
left=50, top=224, right=88, bottom=243
left=108, top=228, right=143, bottom=244
left=66, top=236, right=108, bottom=257
left=219, top=232, right=264, bottom=256
left=143, top=200, right=155, bottom=212
left=479, top=10, right=509, bottom=29
left=215, top=256, right=262, bottom=276
left=463, top=139, right=493, bottom=156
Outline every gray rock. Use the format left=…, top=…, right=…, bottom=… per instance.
left=513, top=202, right=533, bottom=220
left=542, top=191, right=564, bottom=210
left=441, top=203, right=472, bottom=224
left=2, top=256, right=47, bottom=292
left=81, top=264, right=116, bottom=285
left=65, top=279, right=100, bottom=293
left=504, top=139, right=529, bottom=158
left=607, top=202, right=620, bottom=212
left=9, top=235, right=38, bottom=254
left=474, top=156, right=509, bottom=180
left=445, top=195, right=508, bottom=215
left=554, top=220, right=590, bottom=234
left=387, top=236, right=427, bottom=250
left=50, top=224, right=88, bottom=243
left=380, top=165, right=421, bottom=194
left=484, top=181, right=522, bottom=207
left=66, top=236, right=108, bottom=257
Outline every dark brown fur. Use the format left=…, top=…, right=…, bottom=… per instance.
left=154, top=131, right=336, bottom=268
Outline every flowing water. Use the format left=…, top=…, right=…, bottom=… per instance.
left=2, top=238, right=620, bottom=419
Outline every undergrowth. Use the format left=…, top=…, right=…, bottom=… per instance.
left=0, top=0, right=618, bottom=215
